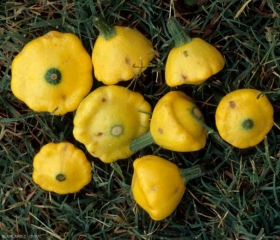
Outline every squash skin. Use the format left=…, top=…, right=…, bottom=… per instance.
left=165, top=37, right=225, bottom=86
left=32, top=142, right=92, bottom=194
left=150, top=91, right=207, bottom=152
left=73, top=85, right=151, bottom=163
left=92, top=26, right=155, bottom=85
left=215, top=89, right=274, bottom=148
left=11, top=31, right=93, bottom=115
left=131, top=155, right=185, bottom=221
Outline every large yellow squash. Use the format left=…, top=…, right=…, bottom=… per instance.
left=150, top=91, right=207, bottom=151
left=130, top=91, right=207, bottom=152
left=92, top=18, right=155, bottom=85
left=11, top=31, right=93, bottom=115
left=73, top=85, right=151, bottom=163
left=215, top=89, right=274, bottom=148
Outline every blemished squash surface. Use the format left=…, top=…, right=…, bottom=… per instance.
left=11, top=31, right=93, bottom=115
left=215, top=89, right=274, bottom=148
left=32, top=142, right=92, bottom=194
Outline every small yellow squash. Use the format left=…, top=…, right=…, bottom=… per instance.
left=92, top=17, right=155, bottom=85
left=73, top=85, right=151, bottom=163
left=11, top=31, right=93, bottom=115
left=131, top=91, right=207, bottom=152
left=32, top=142, right=92, bottom=194
left=165, top=18, right=225, bottom=86
left=131, top=155, right=202, bottom=221
left=215, top=89, right=274, bottom=148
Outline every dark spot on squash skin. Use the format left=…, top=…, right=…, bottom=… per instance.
left=101, top=98, right=107, bottom=102
left=229, top=100, right=236, bottom=108
left=61, top=94, right=67, bottom=100
left=96, top=132, right=103, bottom=137
left=158, top=128, right=163, bottom=134
left=125, top=57, right=130, bottom=65
left=181, top=74, right=187, bottom=81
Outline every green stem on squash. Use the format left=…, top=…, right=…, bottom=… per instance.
left=130, top=131, right=155, bottom=153
left=167, top=18, right=192, bottom=47
left=92, top=16, right=116, bottom=40
left=190, top=107, right=214, bottom=134
left=180, top=164, right=204, bottom=184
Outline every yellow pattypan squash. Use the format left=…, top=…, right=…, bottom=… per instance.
left=11, top=31, right=93, bottom=115
left=73, top=85, right=151, bottom=163
left=131, top=91, right=207, bottom=152
left=215, top=89, right=274, bottom=148
left=32, top=142, right=92, bottom=194
left=92, top=17, right=155, bottom=85
left=165, top=18, right=225, bottom=86
left=131, top=155, right=203, bottom=221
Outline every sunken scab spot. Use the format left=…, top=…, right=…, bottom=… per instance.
left=229, top=100, right=236, bottom=108
left=96, top=132, right=103, bottom=137
left=101, top=97, right=107, bottom=102
left=125, top=57, right=130, bottom=65
left=61, top=94, right=67, bottom=100
left=181, top=74, right=187, bottom=81
left=183, top=50, right=188, bottom=57
left=158, top=128, right=163, bottom=134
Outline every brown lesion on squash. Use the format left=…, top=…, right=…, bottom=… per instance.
left=158, top=128, right=163, bottom=134
left=125, top=57, right=131, bottom=65
left=96, top=132, right=103, bottom=137
left=183, top=50, right=188, bottom=57
left=101, top=97, right=107, bottom=102
left=229, top=100, right=236, bottom=108
left=181, top=74, right=187, bottom=81
left=61, top=94, right=67, bottom=100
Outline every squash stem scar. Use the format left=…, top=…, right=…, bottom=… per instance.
left=45, top=68, right=62, bottom=85
left=242, top=118, right=254, bottom=130
left=56, top=173, right=66, bottom=182
left=110, top=125, right=123, bottom=137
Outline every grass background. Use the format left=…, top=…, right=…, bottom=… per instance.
left=1, top=0, right=280, bottom=239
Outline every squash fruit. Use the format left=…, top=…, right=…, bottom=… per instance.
left=130, top=91, right=207, bottom=152
left=92, top=17, right=155, bottom=85
left=215, top=89, right=274, bottom=148
left=32, top=142, right=92, bottom=194
left=131, top=155, right=203, bottom=220
left=11, top=31, right=93, bottom=115
left=165, top=18, right=225, bottom=86
left=73, top=85, right=151, bottom=163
